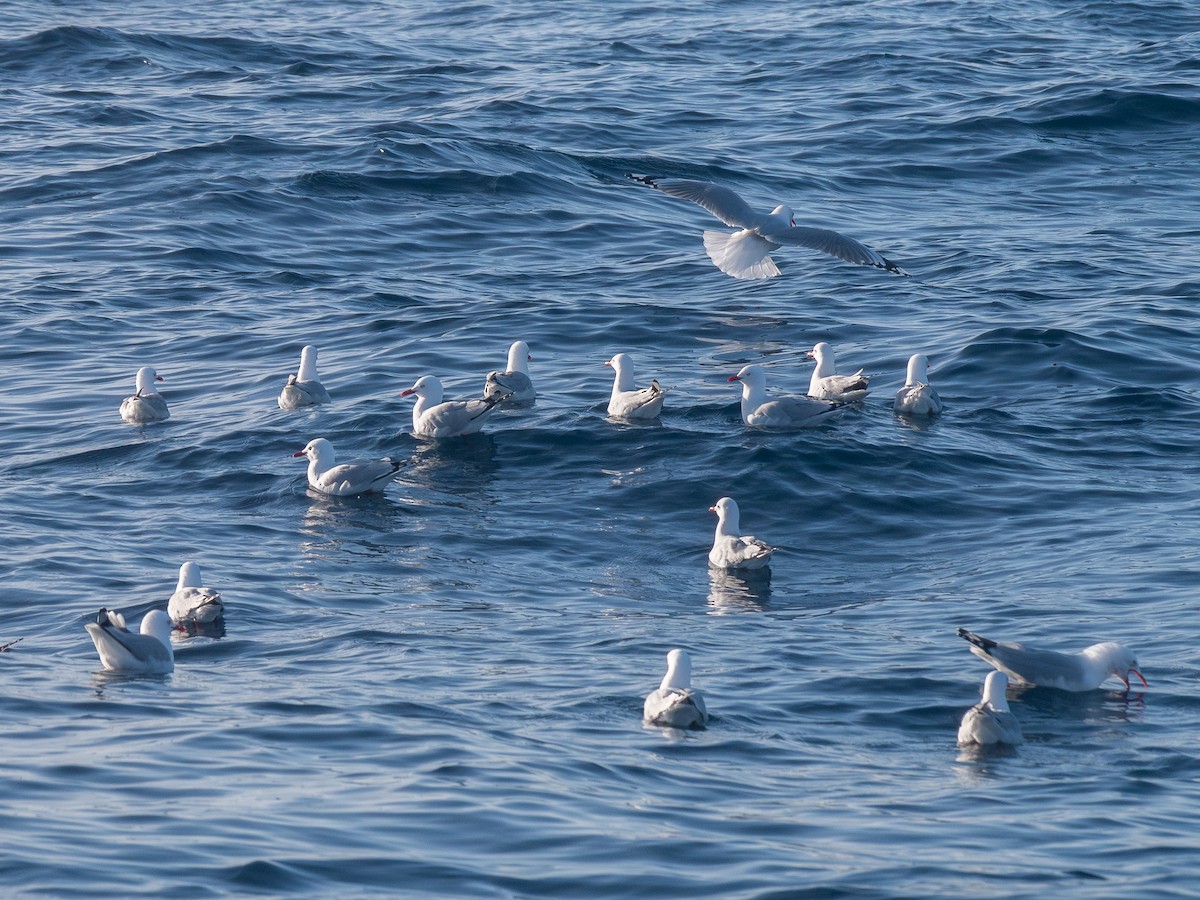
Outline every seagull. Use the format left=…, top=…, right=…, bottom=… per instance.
left=627, top=174, right=907, bottom=280
left=957, top=628, right=1147, bottom=692
left=729, top=364, right=843, bottom=428
left=606, top=353, right=669, bottom=420
left=167, top=561, right=225, bottom=625
left=401, top=375, right=509, bottom=437
left=958, top=671, right=1024, bottom=746
left=84, top=608, right=174, bottom=674
left=894, top=353, right=943, bottom=416
left=119, top=367, right=170, bottom=424
left=807, top=342, right=870, bottom=401
left=644, top=648, right=709, bottom=729
left=483, top=340, right=536, bottom=403
left=294, top=437, right=403, bottom=496
left=708, top=497, right=775, bottom=570
left=279, top=345, right=331, bottom=409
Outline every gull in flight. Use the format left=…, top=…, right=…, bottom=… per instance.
left=627, top=174, right=907, bottom=280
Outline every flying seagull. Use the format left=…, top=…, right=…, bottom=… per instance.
left=627, top=174, right=907, bottom=280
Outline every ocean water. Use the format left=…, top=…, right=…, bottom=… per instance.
left=3, top=0, right=1200, bottom=895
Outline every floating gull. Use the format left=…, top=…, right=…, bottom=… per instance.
left=294, top=437, right=403, bottom=496
left=807, top=342, right=870, bottom=402
left=958, top=671, right=1024, bottom=746
left=894, top=353, right=943, bottom=417
left=708, top=497, right=775, bottom=571
left=627, top=174, right=906, bottom=280
left=957, top=628, right=1146, bottom=692
left=85, top=608, right=174, bottom=674
left=119, top=367, right=170, bottom=424
left=401, top=375, right=509, bottom=437
left=167, top=561, right=225, bottom=626
left=644, top=648, right=709, bottom=729
left=279, top=345, right=331, bottom=409
left=729, top=364, right=843, bottom=428
left=606, top=353, right=668, bottom=420
left=483, top=340, right=536, bottom=404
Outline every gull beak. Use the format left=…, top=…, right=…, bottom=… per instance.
left=604, top=360, right=613, bottom=368
left=527, top=354, right=533, bottom=362
left=292, top=450, right=306, bottom=458
left=400, top=388, right=416, bottom=397
left=727, top=374, right=740, bottom=383
left=1130, top=668, right=1148, bottom=688
left=155, top=375, right=165, bottom=382
left=708, top=506, right=718, bottom=514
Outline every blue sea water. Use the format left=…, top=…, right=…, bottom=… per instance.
left=3, top=0, right=1200, bottom=895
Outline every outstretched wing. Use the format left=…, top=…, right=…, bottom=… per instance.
left=628, top=175, right=764, bottom=229
left=775, top=226, right=907, bottom=274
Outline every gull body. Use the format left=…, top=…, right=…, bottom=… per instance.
left=402, top=375, right=508, bottom=437
left=708, top=497, right=775, bottom=571
left=279, top=345, right=331, bottom=409
left=644, top=648, right=709, bottom=729
left=807, top=342, right=870, bottom=402
left=894, top=353, right=942, bottom=416
left=730, top=364, right=842, bottom=428
left=85, top=608, right=174, bottom=674
left=119, top=367, right=170, bottom=424
left=957, top=671, right=1024, bottom=746
left=167, top=561, right=224, bottom=625
left=483, top=341, right=536, bottom=403
left=957, top=628, right=1146, bottom=692
left=294, top=437, right=402, bottom=496
left=606, top=353, right=668, bottom=420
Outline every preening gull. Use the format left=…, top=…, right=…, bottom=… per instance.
left=401, top=375, right=509, bottom=438
left=85, top=608, right=174, bottom=674
left=627, top=174, right=907, bottom=280
left=807, top=342, right=870, bottom=402
left=894, top=353, right=943, bottom=416
left=709, top=497, right=775, bottom=571
left=483, top=341, right=536, bottom=404
left=294, top=437, right=403, bottom=496
left=606, top=353, right=668, bottom=420
left=644, top=648, right=709, bottom=729
left=958, top=671, right=1023, bottom=746
left=167, top=561, right=225, bottom=625
left=119, top=367, right=170, bottom=424
left=957, top=628, right=1146, bottom=692
left=729, top=364, right=843, bottom=428
left=279, top=345, right=331, bottom=409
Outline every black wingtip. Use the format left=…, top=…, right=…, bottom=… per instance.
left=626, top=173, right=659, bottom=188
left=957, top=628, right=995, bottom=651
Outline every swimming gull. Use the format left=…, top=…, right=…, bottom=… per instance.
left=167, top=561, right=225, bottom=625
left=729, top=364, right=843, bottom=428
left=644, top=648, right=709, bottom=730
left=957, top=671, right=1024, bottom=746
left=483, top=341, right=536, bottom=404
left=627, top=174, right=907, bottom=280
left=119, top=367, right=170, bottom=424
left=894, top=353, right=943, bottom=416
left=957, top=628, right=1146, bottom=691
left=807, top=342, right=870, bottom=401
left=606, top=353, right=668, bottom=420
left=294, top=437, right=403, bottom=496
left=279, top=345, right=331, bottom=409
left=401, top=375, right=509, bottom=437
left=709, top=497, right=775, bottom=570
left=85, top=608, right=174, bottom=674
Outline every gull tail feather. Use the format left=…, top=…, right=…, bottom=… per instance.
left=702, top=230, right=780, bottom=280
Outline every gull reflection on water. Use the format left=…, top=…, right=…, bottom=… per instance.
left=707, top=567, right=772, bottom=614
